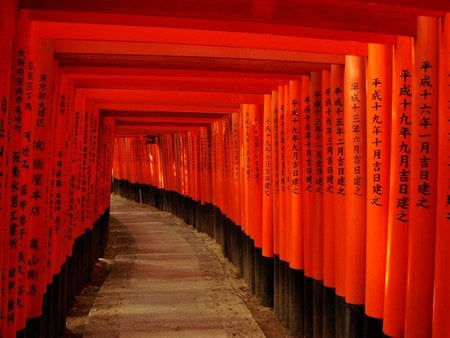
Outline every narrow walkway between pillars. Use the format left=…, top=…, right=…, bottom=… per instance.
left=78, top=196, right=265, bottom=338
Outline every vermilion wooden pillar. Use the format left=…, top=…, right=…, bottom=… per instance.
left=269, top=88, right=283, bottom=317
left=70, top=92, right=82, bottom=238
left=432, top=13, right=450, bottom=338
left=79, top=110, right=94, bottom=228
left=164, top=134, right=171, bottom=193
left=156, top=137, right=164, bottom=189
left=330, top=64, right=345, bottom=298
left=61, top=80, right=76, bottom=277
left=187, top=132, right=193, bottom=199
left=187, top=131, right=194, bottom=201
left=276, top=85, right=287, bottom=264
left=271, top=91, right=280, bottom=260
left=261, top=94, right=275, bottom=309
left=200, top=128, right=208, bottom=204
left=224, top=115, right=233, bottom=218
left=282, top=84, right=291, bottom=265
left=27, top=34, right=56, bottom=323
left=301, top=75, right=312, bottom=280
left=343, top=55, right=367, bottom=335
left=5, top=9, right=34, bottom=335
left=243, top=104, right=256, bottom=291
left=217, top=119, right=226, bottom=213
left=205, top=126, right=213, bottom=206
left=168, top=134, right=175, bottom=192
left=0, top=0, right=17, bottom=331
left=134, top=137, right=143, bottom=188
left=177, top=133, right=183, bottom=194
left=262, top=94, right=273, bottom=259
left=330, top=64, right=345, bottom=338
left=112, top=138, right=121, bottom=181
left=147, top=140, right=155, bottom=187
left=288, top=79, right=305, bottom=337
left=405, top=16, right=439, bottom=338
left=97, top=116, right=115, bottom=213
left=129, top=137, right=137, bottom=185
left=231, top=113, right=241, bottom=226
left=211, top=124, right=217, bottom=205
left=310, top=71, right=324, bottom=338
left=140, top=136, right=150, bottom=186
left=300, top=74, right=313, bottom=338
left=321, top=70, right=334, bottom=290
left=88, top=108, right=100, bottom=222
left=365, top=43, right=392, bottom=320
left=118, top=137, right=127, bottom=186
left=179, top=133, right=185, bottom=194
left=219, top=118, right=227, bottom=215
left=288, top=80, right=303, bottom=271
left=275, top=85, right=287, bottom=323
left=162, top=134, right=170, bottom=193
left=0, top=0, right=17, bottom=336
left=321, top=69, right=336, bottom=338
left=241, top=104, right=250, bottom=237
left=251, top=104, right=263, bottom=251
left=383, top=36, right=413, bottom=337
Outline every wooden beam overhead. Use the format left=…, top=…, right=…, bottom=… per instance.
left=56, top=53, right=332, bottom=75
left=22, top=0, right=444, bottom=37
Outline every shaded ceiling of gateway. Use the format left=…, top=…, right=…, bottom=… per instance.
left=18, top=0, right=449, bottom=136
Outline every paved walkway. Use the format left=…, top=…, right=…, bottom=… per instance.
left=83, top=196, right=264, bottom=338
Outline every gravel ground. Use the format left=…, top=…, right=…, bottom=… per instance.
left=63, top=197, right=288, bottom=338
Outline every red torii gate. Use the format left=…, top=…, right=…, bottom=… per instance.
left=0, top=1, right=448, bottom=338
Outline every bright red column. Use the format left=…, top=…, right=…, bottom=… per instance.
left=301, top=75, right=313, bottom=278
left=5, top=10, right=33, bottom=334
left=383, top=36, right=413, bottom=337
left=310, top=71, right=323, bottom=282
left=231, top=113, right=241, bottom=225
left=330, top=64, right=346, bottom=297
left=241, top=104, right=251, bottom=236
left=271, top=91, right=280, bottom=258
left=289, top=80, right=303, bottom=270
left=262, top=94, right=274, bottom=258
left=405, top=16, right=440, bottom=338
left=365, top=43, right=392, bottom=319
left=282, top=84, right=291, bottom=263
left=432, top=13, right=450, bottom=338
left=251, top=104, right=264, bottom=249
left=344, top=55, right=367, bottom=305
left=277, top=86, right=287, bottom=261
left=321, top=70, right=335, bottom=288
left=0, top=1, right=16, bottom=332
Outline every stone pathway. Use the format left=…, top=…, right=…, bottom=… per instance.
left=83, top=196, right=264, bottom=338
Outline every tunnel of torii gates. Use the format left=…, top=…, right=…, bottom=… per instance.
left=0, top=0, right=449, bottom=337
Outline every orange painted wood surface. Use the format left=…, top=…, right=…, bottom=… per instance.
left=404, top=16, right=440, bottom=338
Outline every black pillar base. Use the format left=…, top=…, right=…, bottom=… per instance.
left=323, top=285, right=336, bottom=338
left=364, top=315, right=384, bottom=338
left=260, top=256, right=274, bottom=308
left=345, top=303, right=365, bottom=338
left=282, top=260, right=290, bottom=327
left=304, top=276, right=314, bottom=338
left=254, top=247, right=263, bottom=300
left=278, top=258, right=285, bottom=323
left=313, top=279, right=324, bottom=338
left=335, top=295, right=346, bottom=338
left=288, top=268, right=304, bottom=338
